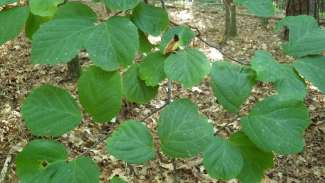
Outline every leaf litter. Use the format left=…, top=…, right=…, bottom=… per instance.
left=0, top=1, right=324, bottom=183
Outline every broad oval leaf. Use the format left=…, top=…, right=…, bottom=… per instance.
left=241, top=96, right=310, bottom=154
left=106, top=120, right=155, bottom=164
left=230, top=132, right=274, bottom=183
left=27, top=2, right=96, bottom=41
left=31, top=18, right=95, bottom=64
left=17, top=141, right=100, bottom=183
left=16, top=140, right=68, bottom=183
left=293, top=56, right=325, bottom=93
left=164, top=48, right=210, bottom=88
left=276, top=15, right=325, bottom=57
left=132, top=2, right=169, bottom=36
left=0, top=7, right=29, bottom=45
left=158, top=99, right=214, bottom=158
left=123, top=65, right=158, bottom=104
left=275, top=64, right=306, bottom=100
left=250, top=50, right=283, bottom=82
left=104, top=0, right=140, bottom=11
left=203, top=136, right=243, bottom=180
left=210, top=61, right=255, bottom=113
left=160, top=25, right=196, bottom=52
left=85, top=16, right=139, bottom=71
left=235, top=0, right=274, bottom=17
left=54, top=1, right=97, bottom=21
left=250, top=51, right=306, bottom=100
left=78, top=66, right=122, bottom=123
left=52, top=157, right=100, bottom=183
left=139, top=52, right=167, bottom=86
left=29, top=0, right=64, bottom=17
left=21, top=85, right=82, bottom=136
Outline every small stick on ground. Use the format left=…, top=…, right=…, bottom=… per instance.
left=172, top=159, right=179, bottom=183
left=0, top=153, right=12, bottom=183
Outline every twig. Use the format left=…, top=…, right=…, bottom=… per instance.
left=141, top=102, right=169, bottom=121
left=0, top=154, right=12, bottom=183
left=79, top=97, right=170, bottom=157
left=161, top=1, right=179, bottom=183
left=79, top=131, right=110, bottom=157
left=172, top=159, right=179, bottom=183
left=170, top=20, right=248, bottom=65
left=160, top=0, right=166, bottom=9
left=113, top=11, right=123, bottom=16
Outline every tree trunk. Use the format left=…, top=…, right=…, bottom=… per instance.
left=224, top=0, right=237, bottom=40
left=285, top=0, right=320, bottom=21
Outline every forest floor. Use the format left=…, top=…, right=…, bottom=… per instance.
left=0, top=2, right=324, bottom=183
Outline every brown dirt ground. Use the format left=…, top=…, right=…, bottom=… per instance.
left=0, top=2, right=325, bottom=183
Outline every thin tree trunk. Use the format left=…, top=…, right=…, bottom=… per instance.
left=224, top=0, right=237, bottom=40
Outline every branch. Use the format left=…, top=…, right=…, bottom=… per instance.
left=0, top=152, right=12, bottom=183
left=160, top=0, right=174, bottom=104
left=160, top=0, right=166, bottom=9
left=140, top=102, right=169, bottom=121
left=79, top=130, right=110, bottom=157
left=170, top=21, right=248, bottom=65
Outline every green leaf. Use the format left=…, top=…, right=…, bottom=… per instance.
left=158, top=99, right=214, bottom=158
left=111, top=176, right=126, bottom=183
left=210, top=61, right=255, bottom=113
left=78, top=66, right=122, bottom=123
left=0, top=0, right=16, bottom=6
left=17, top=141, right=100, bottom=183
left=31, top=2, right=97, bottom=62
left=31, top=18, right=95, bottom=64
left=25, top=13, right=51, bottom=40
left=241, top=96, right=310, bottom=154
left=250, top=50, right=283, bottom=82
left=229, top=132, right=274, bottom=183
left=27, top=2, right=96, bottom=40
left=139, top=31, right=154, bottom=53
left=139, top=52, right=167, bottom=86
left=16, top=140, right=68, bottom=183
left=275, top=64, right=307, bottom=100
left=160, top=25, right=196, bottom=52
left=104, top=0, right=140, bottom=11
left=32, top=16, right=138, bottom=70
left=85, top=16, right=139, bottom=71
left=293, top=56, right=325, bottom=93
left=53, top=157, right=100, bottom=183
left=0, top=7, right=29, bottom=45
left=235, top=0, right=274, bottom=17
left=106, top=120, right=155, bottom=164
left=276, top=15, right=325, bottom=57
left=29, top=0, right=64, bottom=17
left=122, top=65, right=158, bottom=104
left=132, top=2, right=169, bottom=36
left=250, top=51, right=306, bottom=100
left=54, top=1, right=97, bottom=21
left=203, top=136, right=243, bottom=180
left=21, top=85, right=82, bottom=136
left=164, top=48, right=210, bottom=88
